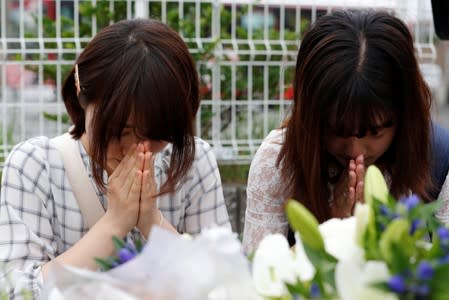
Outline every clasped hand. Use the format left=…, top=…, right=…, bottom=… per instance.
left=331, top=155, right=365, bottom=218
left=105, top=142, right=159, bottom=237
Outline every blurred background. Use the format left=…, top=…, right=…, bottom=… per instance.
left=1, top=0, right=448, bottom=233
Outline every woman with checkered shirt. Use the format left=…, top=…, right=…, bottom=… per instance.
left=0, top=19, right=230, bottom=298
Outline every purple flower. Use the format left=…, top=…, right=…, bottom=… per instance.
left=412, top=284, right=430, bottom=296
left=439, top=253, right=449, bottom=264
left=388, top=275, right=407, bottom=294
left=118, top=248, right=135, bottom=263
left=437, top=227, right=449, bottom=250
left=125, top=242, right=138, bottom=254
left=418, top=284, right=430, bottom=296
left=417, top=261, right=434, bottom=281
left=380, top=205, right=390, bottom=216
left=379, top=205, right=399, bottom=220
left=111, top=261, right=119, bottom=268
left=409, top=219, right=422, bottom=235
left=399, top=194, right=420, bottom=211
left=310, top=283, right=320, bottom=298
left=437, top=227, right=449, bottom=242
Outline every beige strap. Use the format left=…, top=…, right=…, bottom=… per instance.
left=51, top=133, right=104, bottom=229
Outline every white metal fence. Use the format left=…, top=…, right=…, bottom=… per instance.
left=0, top=0, right=435, bottom=167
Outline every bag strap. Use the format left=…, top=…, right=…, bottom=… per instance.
left=51, top=133, right=105, bottom=229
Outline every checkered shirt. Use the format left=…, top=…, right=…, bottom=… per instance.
left=0, top=135, right=230, bottom=298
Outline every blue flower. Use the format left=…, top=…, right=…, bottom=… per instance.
left=310, top=283, right=320, bottom=298
left=118, top=248, right=135, bottom=263
left=411, top=283, right=430, bottom=296
left=409, top=219, right=422, bottom=235
left=417, top=261, right=434, bottom=281
left=437, top=227, right=449, bottom=242
left=380, top=205, right=390, bottom=216
left=439, top=253, right=449, bottom=264
left=399, top=194, right=420, bottom=211
left=388, top=275, right=407, bottom=294
left=379, top=205, right=399, bottom=220
left=437, top=227, right=449, bottom=247
left=125, top=241, right=138, bottom=254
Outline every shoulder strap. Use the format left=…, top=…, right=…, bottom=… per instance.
left=51, top=133, right=104, bottom=229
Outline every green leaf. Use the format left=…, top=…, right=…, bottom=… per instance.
left=112, top=236, right=126, bottom=251
left=364, top=165, right=389, bottom=205
left=388, top=243, right=411, bottom=274
left=286, top=200, right=324, bottom=251
left=379, top=219, right=412, bottom=264
left=303, top=243, right=337, bottom=290
left=135, top=237, right=144, bottom=253
left=429, top=264, right=449, bottom=300
left=285, top=280, right=308, bottom=297
left=94, top=257, right=114, bottom=271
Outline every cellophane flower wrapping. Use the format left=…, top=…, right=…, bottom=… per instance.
left=42, top=226, right=260, bottom=300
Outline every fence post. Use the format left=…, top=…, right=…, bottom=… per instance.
left=211, top=0, right=222, bottom=154
left=135, top=0, right=149, bottom=19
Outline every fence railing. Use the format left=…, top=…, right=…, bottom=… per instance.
left=0, top=0, right=435, bottom=167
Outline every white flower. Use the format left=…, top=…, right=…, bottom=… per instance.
left=252, top=234, right=296, bottom=297
left=293, top=234, right=316, bottom=281
left=336, top=260, right=398, bottom=300
left=319, top=217, right=363, bottom=261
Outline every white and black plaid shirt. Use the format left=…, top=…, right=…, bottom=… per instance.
left=0, top=135, right=230, bottom=298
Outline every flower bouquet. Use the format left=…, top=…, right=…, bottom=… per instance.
left=252, top=165, right=449, bottom=300
left=43, top=226, right=259, bottom=299
left=43, top=165, right=449, bottom=299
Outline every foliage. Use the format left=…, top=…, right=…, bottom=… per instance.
left=94, top=236, right=144, bottom=271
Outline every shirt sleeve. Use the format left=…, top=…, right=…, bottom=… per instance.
left=0, top=138, right=57, bottom=298
left=242, top=131, right=289, bottom=254
left=182, top=139, right=231, bottom=235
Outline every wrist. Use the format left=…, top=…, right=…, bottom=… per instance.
left=99, top=213, right=132, bottom=238
left=137, top=210, right=163, bottom=238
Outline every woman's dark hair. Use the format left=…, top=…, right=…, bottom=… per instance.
left=62, top=19, right=199, bottom=193
left=278, top=10, right=432, bottom=222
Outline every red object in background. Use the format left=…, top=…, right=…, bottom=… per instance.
left=44, top=0, right=57, bottom=61
left=8, top=0, right=32, bottom=9
left=199, top=84, right=211, bottom=99
left=44, top=0, right=56, bottom=20
left=284, top=86, right=294, bottom=100
left=6, top=64, right=36, bottom=89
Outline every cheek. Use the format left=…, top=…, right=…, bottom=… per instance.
left=372, top=138, right=393, bottom=156
left=107, top=142, right=123, bottom=160
left=324, top=137, right=343, bottom=154
left=119, top=136, right=138, bottom=155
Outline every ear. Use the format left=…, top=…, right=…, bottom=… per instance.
left=431, top=0, right=449, bottom=40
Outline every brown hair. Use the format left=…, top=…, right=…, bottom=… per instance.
left=62, top=19, right=199, bottom=193
left=278, top=10, right=432, bottom=222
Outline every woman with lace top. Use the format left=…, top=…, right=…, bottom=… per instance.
left=242, top=10, right=449, bottom=254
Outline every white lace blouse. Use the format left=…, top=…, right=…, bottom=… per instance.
left=242, top=129, right=449, bottom=254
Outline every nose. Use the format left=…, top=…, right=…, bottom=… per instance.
left=344, top=137, right=365, bottom=159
